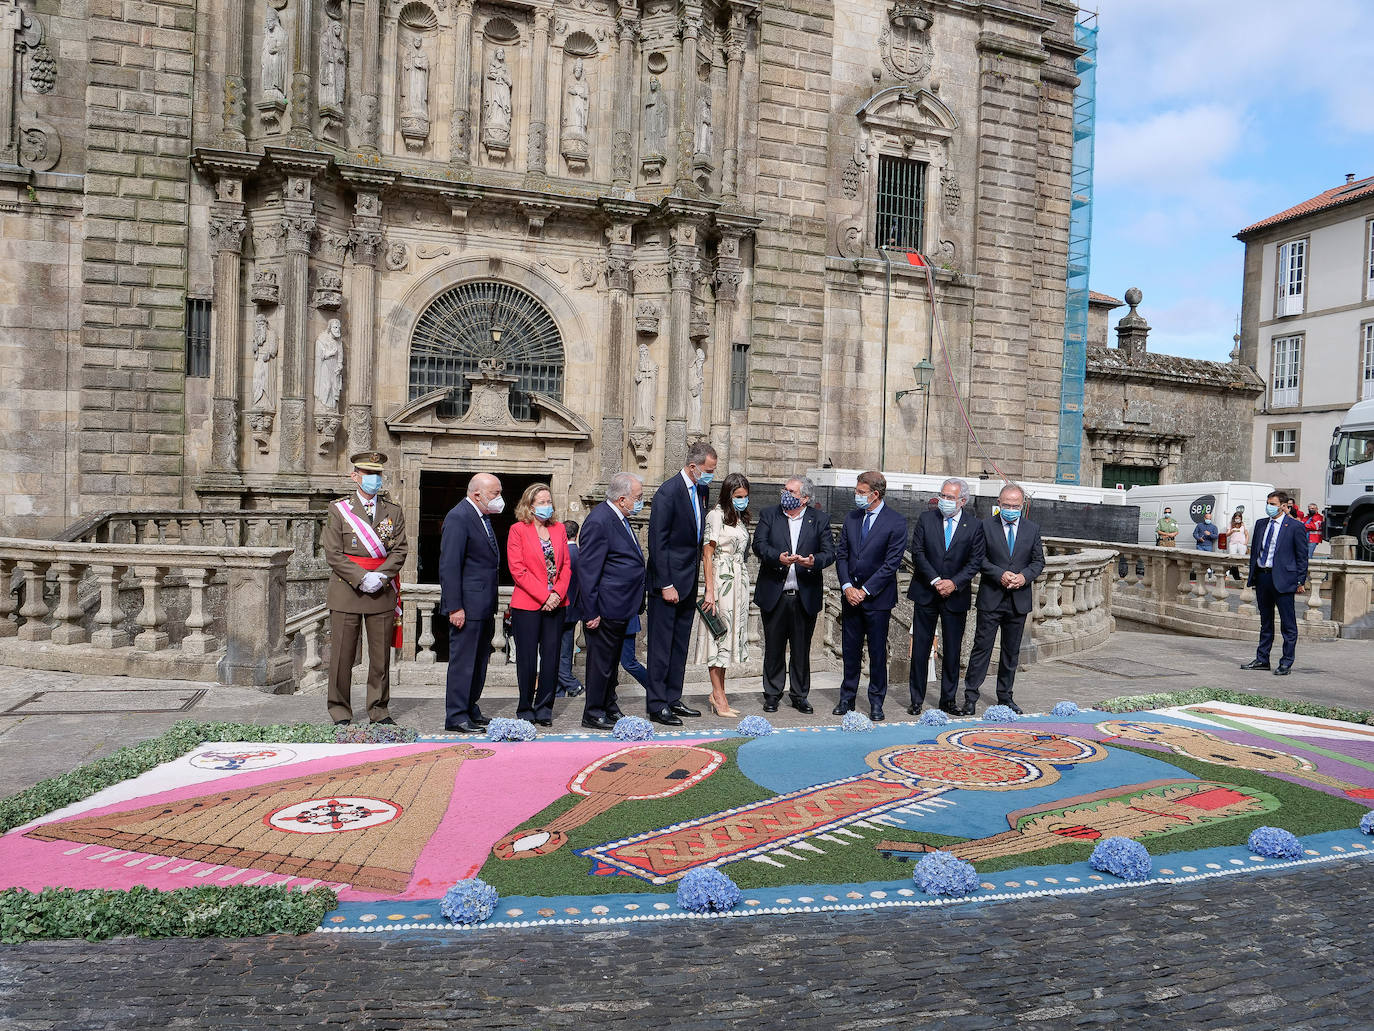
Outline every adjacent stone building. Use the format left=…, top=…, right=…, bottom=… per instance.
left=2, top=0, right=1085, bottom=577
left=1081, top=288, right=1264, bottom=488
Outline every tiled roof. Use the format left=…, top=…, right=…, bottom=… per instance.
left=1088, top=290, right=1123, bottom=308
left=1236, top=175, right=1374, bottom=237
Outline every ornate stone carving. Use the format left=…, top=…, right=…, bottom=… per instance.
left=843, top=130, right=870, bottom=200
left=837, top=221, right=865, bottom=259
left=251, top=314, right=278, bottom=411
left=349, top=227, right=384, bottom=266
left=258, top=6, right=288, bottom=126
left=318, top=17, right=347, bottom=126
left=879, top=1, right=933, bottom=83
left=384, top=240, right=409, bottom=270
left=688, top=345, right=705, bottom=434
left=208, top=214, right=248, bottom=254
left=399, top=34, right=431, bottom=150
left=251, top=267, right=280, bottom=305
left=635, top=300, right=662, bottom=336
left=28, top=41, right=54, bottom=94
left=612, top=128, right=632, bottom=182
left=632, top=263, right=669, bottom=292
left=247, top=411, right=275, bottom=454
left=313, top=412, right=342, bottom=455
left=713, top=266, right=742, bottom=302
left=346, top=404, right=373, bottom=451
left=560, top=58, right=590, bottom=169
left=314, top=318, right=344, bottom=412
left=312, top=269, right=343, bottom=309
left=212, top=397, right=241, bottom=471
left=641, top=75, right=667, bottom=180
left=689, top=302, right=710, bottom=343
left=282, top=215, right=317, bottom=252
left=628, top=430, right=653, bottom=469
left=314, top=227, right=350, bottom=262
left=606, top=255, right=631, bottom=292
left=482, top=46, right=513, bottom=155
left=632, top=340, right=657, bottom=429
left=17, top=118, right=59, bottom=171
left=694, top=89, right=713, bottom=157
left=940, top=169, right=960, bottom=217
left=572, top=256, right=604, bottom=289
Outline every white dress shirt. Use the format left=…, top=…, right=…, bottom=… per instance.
left=931, top=509, right=963, bottom=585
left=784, top=509, right=804, bottom=591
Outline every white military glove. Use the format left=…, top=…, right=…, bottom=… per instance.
left=360, top=571, right=388, bottom=594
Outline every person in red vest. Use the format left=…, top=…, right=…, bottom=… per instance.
left=1303, top=503, right=1325, bottom=560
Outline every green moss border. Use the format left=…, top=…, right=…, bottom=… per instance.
left=1096, top=688, right=1374, bottom=727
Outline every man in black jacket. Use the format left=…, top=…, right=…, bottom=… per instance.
left=907, top=477, right=985, bottom=716
left=752, top=474, right=835, bottom=714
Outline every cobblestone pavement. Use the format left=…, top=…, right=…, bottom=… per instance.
left=3, top=858, right=1371, bottom=1030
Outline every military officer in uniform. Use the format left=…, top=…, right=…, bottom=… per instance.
left=321, top=451, right=409, bottom=725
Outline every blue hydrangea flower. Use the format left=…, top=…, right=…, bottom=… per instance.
left=676, top=867, right=742, bottom=913
left=917, top=709, right=951, bottom=727
left=613, top=715, right=655, bottom=741
left=1361, top=812, right=1374, bottom=836
left=485, top=717, right=538, bottom=742
left=440, top=877, right=499, bottom=924
left=913, top=850, right=981, bottom=897
left=983, top=705, right=1019, bottom=723
left=1248, top=826, right=1303, bottom=859
left=737, top=715, right=774, bottom=737
left=840, top=711, right=873, bottom=733
left=1050, top=701, right=1081, bottom=718
left=1089, top=836, right=1152, bottom=881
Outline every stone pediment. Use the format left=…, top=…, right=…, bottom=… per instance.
left=385, top=372, right=591, bottom=442
left=855, top=86, right=958, bottom=138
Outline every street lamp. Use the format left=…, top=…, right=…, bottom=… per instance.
left=895, top=358, right=935, bottom=401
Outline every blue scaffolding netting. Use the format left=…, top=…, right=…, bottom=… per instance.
left=1055, top=15, right=1097, bottom=485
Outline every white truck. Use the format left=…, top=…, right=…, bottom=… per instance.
left=1124, top=482, right=1275, bottom=550
left=1325, top=399, right=1374, bottom=559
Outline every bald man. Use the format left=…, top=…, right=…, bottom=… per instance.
left=440, top=472, right=504, bottom=733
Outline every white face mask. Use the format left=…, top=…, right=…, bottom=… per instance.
left=485, top=495, right=506, bottom=515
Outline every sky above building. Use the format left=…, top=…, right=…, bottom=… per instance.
left=1088, top=0, right=1374, bottom=360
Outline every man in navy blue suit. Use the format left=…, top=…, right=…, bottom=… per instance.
left=439, top=472, right=503, bottom=733
left=834, top=470, right=908, bottom=721
left=575, top=472, right=648, bottom=730
left=645, top=441, right=716, bottom=726
left=962, top=483, right=1045, bottom=715
left=907, top=477, right=986, bottom=716
left=1241, top=490, right=1309, bottom=676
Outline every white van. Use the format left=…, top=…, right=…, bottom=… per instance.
left=1124, top=482, right=1275, bottom=549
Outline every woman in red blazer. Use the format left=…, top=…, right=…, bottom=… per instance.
left=506, top=483, right=572, bottom=725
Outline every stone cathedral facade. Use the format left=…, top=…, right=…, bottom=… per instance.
left=2, top=0, right=1082, bottom=553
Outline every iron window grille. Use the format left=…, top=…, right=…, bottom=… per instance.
left=874, top=155, right=927, bottom=252
left=730, top=341, right=749, bottom=410
left=185, top=298, right=211, bottom=378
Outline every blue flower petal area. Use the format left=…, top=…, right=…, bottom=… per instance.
left=440, top=877, right=499, bottom=924
left=917, top=709, right=951, bottom=727
left=983, top=705, right=1019, bottom=723
left=486, top=717, right=537, bottom=742
left=1090, top=836, right=1152, bottom=881
left=1051, top=701, right=1082, bottom=717
left=676, top=868, right=743, bottom=913
left=914, top=850, right=980, bottom=896
left=1247, top=826, right=1304, bottom=859
left=613, top=716, right=655, bottom=742
left=737, top=715, right=774, bottom=738
left=1361, top=812, right=1374, bottom=835
left=840, top=711, right=874, bottom=733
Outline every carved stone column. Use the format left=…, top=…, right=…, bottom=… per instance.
left=449, top=0, right=475, bottom=164
left=665, top=220, right=698, bottom=473
left=709, top=228, right=743, bottom=467
left=209, top=200, right=248, bottom=475
left=287, top=0, right=316, bottom=143
left=346, top=184, right=387, bottom=451
left=611, top=10, right=639, bottom=196
left=353, top=0, right=383, bottom=152
left=0, top=1, right=22, bottom=167
left=674, top=9, right=702, bottom=195
left=601, top=218, right=638, bottom=479
left=526, top=9, right=552, bottom=175
left=219, top=0, right=248, bottom=145
left=721, top=8, right=748, bottom=200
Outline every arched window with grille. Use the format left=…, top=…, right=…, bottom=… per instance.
left=408, top=281, right=565, bottom=420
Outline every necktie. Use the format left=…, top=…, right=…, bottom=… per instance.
left=483, top=516, right=498, bottom=554
left=624, top=517, right=641, bottom=554
left=861, top=512, right=874, bottom=543
left=1262, top=519, right=1277, bottom=566
left=944, top=517, right=954, bottom=549
left=693, top=487, right=702, bottom=538
left=1006, top=522, right=1016, bottom=555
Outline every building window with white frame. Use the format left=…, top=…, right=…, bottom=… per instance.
left=1366, top=219, right=1374, bottom=300
left=1270, top=334, right=1302, bottom=407
left=1270, top=427, right=1297, bottom=458
left=1362, top=322, right=1374, bottom=401
left=1275, top=238, right=1306, bottom=317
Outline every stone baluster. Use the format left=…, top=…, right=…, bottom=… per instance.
left=1304, top=571, right=1325, bottom=622
left=15, top=560, right=51, bottom=642
left=0, top=559, right=17, bottom=637
left=1191, top=562, right=1208, bottom=608
left=1208, top=565, right=1230, bottom=613
left=300, top=617, right=329, bottom=692
left=1039, top=571, right=1063, bottom=639
left=1060, top=570, right=1079, bottom=621
left=415, top=599, right=436, bottom=662
left=89, top=564, right=128, bottom=648
left=181, top=568, right=218, bottom=654
left=1122, top=554, right=1138, bottom=595
left=49, top=561, right=88, bottom=646
left=1174, top=557, right=1193, bottom=608
left=132, top=565, right=170, bottom=651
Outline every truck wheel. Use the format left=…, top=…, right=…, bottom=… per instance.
left=1351, top=511, right=1374, bottom=562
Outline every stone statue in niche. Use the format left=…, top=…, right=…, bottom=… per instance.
left=643, top=76, right=667, bottom=155
left=632, top=341, right=657, bottom=430
left=560, top=58, right=590, bottom=168
left=261, top=7, right=287, bottom=103
left=251, top=314, right=278, bottom=411
left=319, top=19, right=347, bottom=112
left=399, top=34, right=431, bottom=149
left=483, top=47, right=513, bottom=154
left=695, top=90, right=713, bottom=157
left=688, top=346, right=705, bottom=434
left=314, top=318, right=345, bottom=412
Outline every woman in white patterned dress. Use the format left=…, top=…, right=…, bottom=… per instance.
left=694, top=472, right=751, bottom=717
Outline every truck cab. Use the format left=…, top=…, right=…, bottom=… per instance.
left=1326, top=398, right=1374, bottom=559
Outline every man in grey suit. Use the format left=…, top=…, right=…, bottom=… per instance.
left=961, top=483, right=1045, bottom=715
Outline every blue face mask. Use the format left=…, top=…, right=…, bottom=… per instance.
left=631, top=498, right=645, bottom=515
left=360, top=473, right=382, bottom=495
left=1265, top=503, right=1279, bottom=518
left=937, top=497, right=958, bottom=517
left=533, top=504, right=554, bottom=521
left=698, top=470, right=714, bottom=486
left=781, top=491, right=804, bottom=513
left=1001, top=508, right=1022, bottom=522
left=732, top=496, right=749, bottom=512
left=854, top=493, right=871, bottom=509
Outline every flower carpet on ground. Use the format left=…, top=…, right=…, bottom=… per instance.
left=1, top=701, right=1371, bottom=934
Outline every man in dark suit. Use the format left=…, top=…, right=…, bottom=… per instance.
left=907, top=477, right=985, bottom=716
left=752, top=474, right=834, bottom=714
left=645, top=441, right=716, bottom=726
left=834, top=470, right=908, bottom=721
left=575, top=472, right=648, bottom=730
left=962, top=483, right=1045, bottom=715
left=1241, top=490, right=1309, bottom=676
left=439, top=472, right=503, bottom=733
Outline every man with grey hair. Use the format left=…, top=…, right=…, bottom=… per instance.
left=573, top=472, right=647, bottom=730
left=439, top=472, right=504, bottom=732
left=907, top=477, right=985, bottom=716
left=961, top=482, right=1044, bottom=715
left=752, top=474, right=834, bottom=713
left=645, top=441, right=717, bottom=725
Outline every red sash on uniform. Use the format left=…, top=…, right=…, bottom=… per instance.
left=336, top=499, right=403, bottom=649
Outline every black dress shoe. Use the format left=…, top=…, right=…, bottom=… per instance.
left=566, top=685, right=585, bottom=697
left=333, top=719, right=350, bottom=726
left=533, top=718, right=554, bottom=727
left=470, top=714, right=491, bottom=728
left=669, top=703, right=701, bottom=718
left=1002, top=702, right=1024, bottom=715
left=960, top=703, right=977, bottom=716
left=1240, top=659, right=1271, bottom=670
left=762, top=700, right=780, bottom=713
left=940, top=706, right=960, bottom=717
left=444, top=721, right=482, bottom=733
left=1273, top=664, right=1292, bottom=676
left=581, top=715, right=616, bottom=731
left=650, top=709, right=684, bottom=727
left=870, top=707, right=885, bottom=723
left=790, top=698, right=814, bottom=715
left=832, top=702, right=853, bottom=716
left=371, top=716, right=397, bottom=726
left=906, top=704, right=922, bottom=716
left=606, top=707, right=625, bottom=721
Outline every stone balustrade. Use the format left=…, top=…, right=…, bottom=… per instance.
left=0, top=538, right=294, bottom=690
